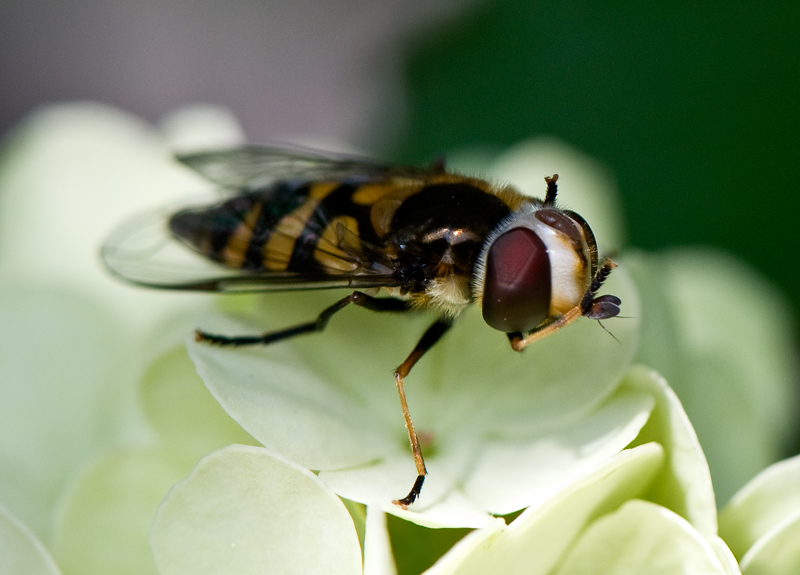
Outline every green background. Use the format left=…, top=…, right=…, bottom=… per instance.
left=397, top=0, right=800, bottom=330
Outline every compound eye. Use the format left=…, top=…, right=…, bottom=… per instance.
left=482, top=227, right=551, bottom=333
left=535, top=209, right=583, bottom=245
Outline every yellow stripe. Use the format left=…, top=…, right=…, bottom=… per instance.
left=370, top=185, right=421, bottom=237
left=314, top=215, right=360, bottom=272
left=263, top=182, right=339, bottom=271
left=351, top=182, right=395, bottom=205
left=309, top=182, right=340, bottom=199
left=221, top=203, right=263, bottom=268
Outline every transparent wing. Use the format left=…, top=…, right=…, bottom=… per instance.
left=176, top=145, right=426, bottom=191
left=101, top=200, right=400, bottom=293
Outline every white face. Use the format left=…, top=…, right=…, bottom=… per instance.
left=474, top=204, right=592, bottom=333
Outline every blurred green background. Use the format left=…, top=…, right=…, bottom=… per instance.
left=396, top=0, right=800, bottom=331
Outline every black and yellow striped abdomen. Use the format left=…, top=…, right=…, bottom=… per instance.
left=169, top=174, right=521, bottom=294
left=169, top=180, right=386, bottom=274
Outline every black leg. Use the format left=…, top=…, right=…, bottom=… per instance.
left=196, top=291, right=452, bottom=508
left=195, top=291, right=410, bottom=346
left=580, top=258, right=621, bottom=320
left=544, top=173, right=559, bottom=205
left=392, top=318, right=453, bottom=508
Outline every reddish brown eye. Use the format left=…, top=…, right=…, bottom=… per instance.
left=535, top=209, right=583, bottom=246
left=482, top=227, right=551, bottom=333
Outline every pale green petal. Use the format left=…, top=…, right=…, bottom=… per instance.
left=0, top=104, right=243, bottom=552
left=326, top=375, right=648, bottom=525
left=708, top=536, right=748, bottom=575
left=140, top=345, right=258, bottom=463
left=0, top=103, right=215, bottom=336
left=739, top=511, right=800, bottom=575
left=187, top=318, right=395, bottom=470
left=626, top=249, right=797, bottom=504
left=322, top=461, right=495, bottom=528
left=423, top=443, right=664, bottom=575
left=720, top=453, right=800, bottom=559
left=0, top=285, right=129, bottom=544
left=484, top=137, right=625, bottom=254
left=421, top=518, right=506, bottom=575
left=385, top=511, right=474, bottom=574
left=188, top=265, right=639, bottom=523
left=364, top=507, right=396, bottom=575
left=159, top=105, right=245, bottom=153
left=460, top=382, right=652, bottom=515
left=554, top=500, right=737, bottom=575
left=302, top=267, right=639, bottom=523
left=53, top=447, right=189, bottom=575
left=151, top=445, right=362, bottom=575
left=626, top=365, right=717, bottom=537
left=0, top=504, right=62, bottom=575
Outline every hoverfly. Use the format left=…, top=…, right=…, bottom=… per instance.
left=102, top=146, right=621, bottom=508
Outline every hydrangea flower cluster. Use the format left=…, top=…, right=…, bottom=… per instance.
left=0, top=104, right=797, bottom=574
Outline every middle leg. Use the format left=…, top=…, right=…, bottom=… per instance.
left=392, top=318, right=453, bottom=508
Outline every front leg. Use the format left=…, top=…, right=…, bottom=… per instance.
left=507, top=258, right=621, bottom=352
left=195, top=291, right=410, bottom=346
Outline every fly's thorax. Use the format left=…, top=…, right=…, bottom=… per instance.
left=473, top=202, right=594, bottom=334
left=369, top=182, right=426, bottom=238
left=379, top=180, right=514, bottom=304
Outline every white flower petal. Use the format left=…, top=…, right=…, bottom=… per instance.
left=0, top=285, right=130, bottom=542
left=140, top=345, right=258, bottom=461
left=421, top=517, right=506, bottom=575
left=188, top=265, right=639, bottom=524
left=720, top=453, right=800, bottom=559
left=626, top=249, right=798, bottom=505
left=554, top=500, right=736, bottom=575
left=0, top=103, right=215, bottom=336
left=423, top=444, right=665, bottom=575
left=626, top=365, right=717, bottom=537
left=738, top=510, right=800, bottom=575
left=708, top=536, right=747, bottom=575
left=322, top=459, right=487, bottom=528
left=0, top=103, right=245, bottom=558
left=364, top=506, right=396, bottom=575
left=159, top=105, right=245, bottom=153
left=188, top=329, right=395, bottom=470
left=151, top=445, right=362, bottom=575
left=53, top=447, right=187, bottom=575
left=0, top=504, right=61, bottom=575
left=462, top=383, right=653, bottom=514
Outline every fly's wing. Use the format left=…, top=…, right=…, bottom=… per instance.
left=176, top=145, right=425, bottom=191
left=102, top=200, right=228, bottom=290
left=103, top=146, right=440, bottom=292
